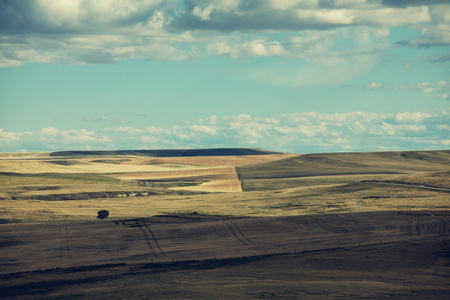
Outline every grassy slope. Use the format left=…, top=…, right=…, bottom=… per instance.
left=1, top=149, right=449, bottom=222
left=237, top=150, right=450, bottom=189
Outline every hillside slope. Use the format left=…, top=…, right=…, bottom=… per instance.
left=237, top=150, right=450, bottom=180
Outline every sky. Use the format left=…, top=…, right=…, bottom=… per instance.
left=0, top=0, right=449, bottom=154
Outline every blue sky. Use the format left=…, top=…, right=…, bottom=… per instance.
left=0, top=0, right=449, bottom=153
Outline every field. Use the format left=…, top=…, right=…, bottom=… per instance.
left=0, top=148, right=449, bottom=299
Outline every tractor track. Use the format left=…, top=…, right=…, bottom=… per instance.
left=224, top=222, right=254, bottom=245
left=312, top=218, right=353, bottom=241
left=137, top=226, right=158, bottom=257
left=141, top=220, right=165, bottom=256
left=57, top=226, right=70, bottom=260
left=405, top=218, right=450, bottom=236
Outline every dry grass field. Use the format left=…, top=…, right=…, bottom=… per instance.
left=0, top=148, right=449, bottom=299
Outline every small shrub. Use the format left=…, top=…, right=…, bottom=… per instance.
left=97, top=210, right=109, bottom=219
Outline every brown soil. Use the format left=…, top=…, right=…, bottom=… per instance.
left=1, top=211, right=449, bottom=274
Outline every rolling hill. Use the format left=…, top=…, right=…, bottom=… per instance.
left=49, top=148, right=285, bottom=158
left=1, top=148, right=449, bottom=299
left=237, top=150, right=450, bottom=180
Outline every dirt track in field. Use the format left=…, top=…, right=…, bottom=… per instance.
left=1, top=211, right=449, bottom=274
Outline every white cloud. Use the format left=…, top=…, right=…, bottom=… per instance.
left=37, top=127, right=111, bottom=148
left=395, top=112, right=432, bottom=123
left=209, top=39, right=285, bottom=58
left=39, top=127, right=61, bottom=136
left=33, top=0, right=164, bottom=29
left=0, top=128, right=23, bottom=141
left=1, top=109, right=449, bottom=153
left=437, top=124, right=450, bottom=131
left=416, top=81, right=450, bottom=94
left=112, top=126, right=144, bottom=134
left=144, top=126, right=171, bottom=135
left=400, top=4, right=450, bottom=47
left=191, top=124, right=217, bottom=135
left=352, top=6, right=431, bottom=26
left=174, top=1, right=433, bottom=32
left=192, top=5, right=213, bottom=21
left=364, top=81, right=450, bottom=99
left=267, top=0, right=317, bottom=10
left=369, top=82, right=382, bottom=88
left=140, top=135, right=163, bottom=144
left=0, top=1, right=446, bottom=67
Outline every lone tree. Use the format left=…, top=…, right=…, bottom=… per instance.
left=97, top=210, right=109, bottom=219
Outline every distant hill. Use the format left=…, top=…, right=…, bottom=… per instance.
left=237, top=150, right=450, bottom=180
left=50, top=148, right=286, bottom=158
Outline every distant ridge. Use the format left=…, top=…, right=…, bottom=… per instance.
left=50, top=148, right=286, bottom=157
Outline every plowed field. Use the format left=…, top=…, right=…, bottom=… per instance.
left=1, top=211, right=449, bottom=274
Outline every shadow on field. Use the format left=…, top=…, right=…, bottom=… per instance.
left=1, top=236, right=449, bottom=299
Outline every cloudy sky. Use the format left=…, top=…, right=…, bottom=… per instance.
left=1, top=0, right=449, bottom=153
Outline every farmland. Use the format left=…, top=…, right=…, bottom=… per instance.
left=0, top=148, right=449, bottom=299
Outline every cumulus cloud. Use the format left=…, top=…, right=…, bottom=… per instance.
left=2, top=109, right=449, bottom=153
left=172, top=0, right=432, bottom=31
left=109, top=126, right=144, bottom=134
left=396, top=4, right=450, bottom=47
left=0, top=0, right=448, bottom=67
left=209, top=39, right=285, bottom=58
left=0, top=128, right=23, bottom=141
left=38, top=127, right=111, bottom=144
left=191, top=124, right=218, bottom=135
left=395, top=112, right=432, bottom=123
left=0, top=0, right=166, bottom=34
left=0, top=127, right=111, bottom=151
left=380, top=0, right=449, bottom=6
left=0, top=0, right=189, bottom=66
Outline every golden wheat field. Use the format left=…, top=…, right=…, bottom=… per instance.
left=0, top=149, right=449, bottom=222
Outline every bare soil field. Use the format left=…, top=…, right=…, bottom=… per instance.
left=1, top=212, right=449, bottom=299
left=1, top=148, right=449, bottom=299
left=1, top=211, right=449, bottom=275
